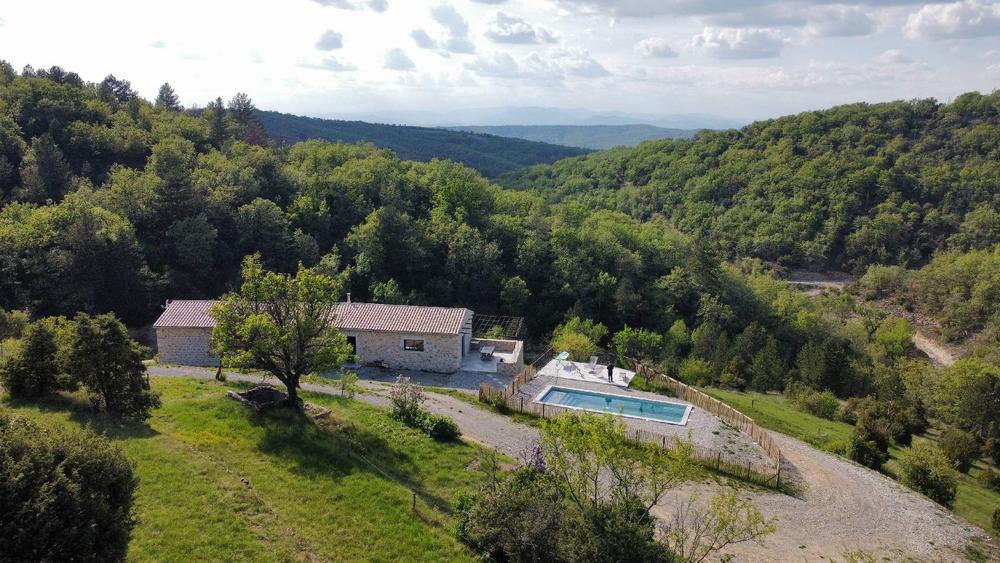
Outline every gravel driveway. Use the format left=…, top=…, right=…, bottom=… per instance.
left=148, top=366, right=994, bottom=560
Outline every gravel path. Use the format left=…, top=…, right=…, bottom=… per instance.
left=149, top=366, right=993, bottom=560
left=657, top=430, right=992, bottom=561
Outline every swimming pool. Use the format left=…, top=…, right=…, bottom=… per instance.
left=534, top=386, right=691, bottom=425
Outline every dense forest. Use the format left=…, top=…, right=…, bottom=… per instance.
left=256, top=110, right=588, bottom=177
left=501, top=93, right=1000, bottom=272
left=443, top=124, right=697, bottom=150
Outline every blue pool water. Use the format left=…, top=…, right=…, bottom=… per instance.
left=538, top=387, right=690, bottom=425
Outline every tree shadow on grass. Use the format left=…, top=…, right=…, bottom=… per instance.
left=248, top=402, right=457, bottom=515
left=1, top=392, right=159, bottom=440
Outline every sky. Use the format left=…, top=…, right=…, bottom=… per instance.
left=0, top=0, right=998, bottom=123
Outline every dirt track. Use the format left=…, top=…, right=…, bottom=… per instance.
left=657, top=431, right=991, bottom=561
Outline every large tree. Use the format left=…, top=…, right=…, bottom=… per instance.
left=211, top=254, right=353, bottom=410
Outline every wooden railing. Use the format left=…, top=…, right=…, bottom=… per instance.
left=478, top=358, right=784, bottom=489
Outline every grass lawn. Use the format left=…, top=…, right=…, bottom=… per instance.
left=702, top=388, right=853, bottom=451
left=701, top=387, right=1000, bottom=539
left=1, top=376, right=486, bottom=562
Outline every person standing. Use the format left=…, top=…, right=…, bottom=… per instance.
left=607, top=361, right=615, bottom=382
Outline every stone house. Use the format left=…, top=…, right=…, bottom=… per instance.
left=153, top=299, right=520, bottom=375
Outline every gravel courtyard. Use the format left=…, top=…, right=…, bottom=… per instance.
left=517, top=375, right=772, bottom=467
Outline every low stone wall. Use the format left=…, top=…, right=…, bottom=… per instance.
left=477, top=338, right=524, bottom=377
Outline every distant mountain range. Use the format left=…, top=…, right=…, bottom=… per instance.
left=443, top=124, right=698, bottom=150
left=257, top=110, right=589, bottom=177
left=313, top=106, right=747, bottom=130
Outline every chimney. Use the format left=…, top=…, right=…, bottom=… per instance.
left=347, top=292, right=351, bottom=305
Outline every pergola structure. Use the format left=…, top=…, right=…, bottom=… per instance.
left=471, top=314, right=524, bottom=339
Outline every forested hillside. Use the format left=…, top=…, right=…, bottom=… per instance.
left=4, top=64, right=1000, bottom=519
left=256, top=110, right=588, bottom=177
left=443, top=124, right=696, bottom=150
left=502, top=93, right=1000, bottom=272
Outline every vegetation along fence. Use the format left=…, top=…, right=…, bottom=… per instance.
left=478, top=358, right=784, bottom=490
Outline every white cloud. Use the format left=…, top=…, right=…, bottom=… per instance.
left=150, top=40, right=167, bottom=49
left=635, top=37, right=678, bottom=58
left=464, top=52, right=521, bottom=77
left=315, top=30, right=344, bottom=51
left=411, top=28, right=437, bottom=49
left=299, top=56, right=357, bottom=71
left=872, top=49, right=913, bottom=65
left=465, top=47, right=610, bottom=81
left=444, top=37, right=477, bottom=54
left=485, top=12, right=555, bottom=44
left=429, top=4, right=476, bottom=54
left=310, top=0, right=388, bottom=11
left=905, top=1, right=1000, bottom=40
left=384, top=48, right=416, bottom=70
left=431, top=5, right=469, bottom=37
left=691, top=27, right=786, bottom=59
left=806, top=6, right=878, bottom=37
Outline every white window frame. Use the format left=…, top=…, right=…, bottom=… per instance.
left=402, top=338, right=425, bottom=352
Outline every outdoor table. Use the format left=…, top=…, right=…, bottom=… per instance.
left=480, top=345, right=495, bottom=360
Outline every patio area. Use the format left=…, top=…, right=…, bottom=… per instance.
left=536, top=358, right=635, bottom=388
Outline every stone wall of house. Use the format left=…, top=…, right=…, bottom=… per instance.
left=156, top=327, right=217, bottom=366
left=347, top=330, right=461, bottom=373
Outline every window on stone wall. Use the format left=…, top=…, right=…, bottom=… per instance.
left=403, top=339, right=425, bottom=352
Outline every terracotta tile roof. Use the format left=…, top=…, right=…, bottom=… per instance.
left=153, top=299, right=471, bottom=335
left=153, top=300, right=216, bottom=328
left=332, top=302, right=470, bottom=335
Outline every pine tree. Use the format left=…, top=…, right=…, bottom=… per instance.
left=208, top=97, right=227, bottom=148
left=227, top=92, right=256, bottom=125
left=154, top=82, right=181, bottom=111
left=14, top=135, right=71, bottom=203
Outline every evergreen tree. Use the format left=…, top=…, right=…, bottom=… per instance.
left=0, top=322, right=61, bottom=398
left=228, top=92, right=256, bottom=125
left=208, top=97, right=227, bottom=147
left=154, top=82, right=181, bottom=111
left=66, top=313, right=160, bottom=421
left=14, top=134, right=71, bottom=203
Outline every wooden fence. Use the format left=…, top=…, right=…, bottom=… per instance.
left=630, top=363, right=783, bottom=468
left=478, top=358, right=784, bottom=489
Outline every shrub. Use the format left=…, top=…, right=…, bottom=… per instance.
left=939, top=427, right=980, bottom=473
left=457, top=466, right=564, bottom=561
left=67, top=314, right=160, bottom=421
left=994, top=508, right=1000, bottom=532
left=678, top=357, right=712, bottom=386
left=793, top=388, right=840, bottom=420
left=982, top=437, right=1000, bottom=467
left=897, top=444, right=958, bottom=507
left=421, top=412, right=461, bottom=442
left=337, top=372, right=361, bottom=398
left=847, top=430, right=887, bottom=470
left=977, top=468, right=1000, bottom=492
left=0, top=322, right=61, bottom=399
left=0, top=412, right=137, bottom=561
left=857, top=264, right=906, bottom=300
left=0, top=309, right=29, bottom=341
left=388, top=375, right=424, bottom=425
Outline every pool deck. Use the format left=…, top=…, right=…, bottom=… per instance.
left=536, top=359, right=635, bottom=388
left=517, top=375, right=771, bottom=466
